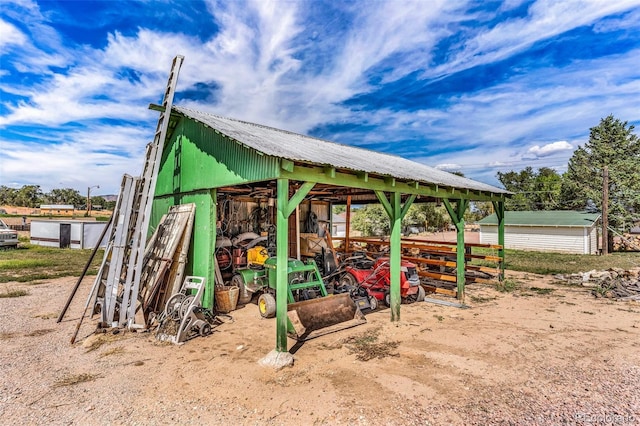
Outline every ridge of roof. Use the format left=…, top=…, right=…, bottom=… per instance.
left=173, top=106, right=509, bottom=195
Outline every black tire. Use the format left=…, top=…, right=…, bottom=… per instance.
left=384, top=291, right=391, bottom=307
left=404, top=286, right=426, bottom=304
left=339, top=273, right=357, bottom=288
left=368, top=296, right=378, bottom=311
left=258, top=293, right=276, bottom=318
left=199, top=323, right=212, bottom=336
left=231, top=274, right=252, bottom=304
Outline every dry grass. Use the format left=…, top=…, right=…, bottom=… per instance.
left=340, top=328, right=400, bottom=361
left=99, top=346, right=125, bottom=358
left=0, top=288, right=29, bottom=298
left=83, top=333, right=122, bottom=353
left=25, top=329, right=55, bottom=337
left=33, top=312, right=58, bottom=319
left=53, top=373, right=100, bottom=388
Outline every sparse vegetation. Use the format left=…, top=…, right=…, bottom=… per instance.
left=473, top=249, right=639, bottom=275
left=529, top=287, right=555, bottom=295
left=84, top=333, right=121, bottom=353
left=0, top=288, right=29, bottom=298
left=0, top=259, right=57, bottom=269
left=496, top=278, right=520, bottom=293
left=469, top=294, right=497, bottom=303
left=0, top=243, right=102, bottom=283
left=99, top=346, right=125, bottom=358
left=340, top=328, right=399, bottom=361
left=53, top=373, right=100, bottom=388
left=33, top=312, right=58, bottom=319
left=25, top=329, right=55, bottom=337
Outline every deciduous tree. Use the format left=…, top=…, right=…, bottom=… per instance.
left=497, top=167, right=562, bottom=211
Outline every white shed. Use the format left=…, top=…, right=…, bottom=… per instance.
left=331, top=212, right=347, bottom=237
left=478, top=211, right=601, bottom=254
left=30, top=220, right=109, bottom=249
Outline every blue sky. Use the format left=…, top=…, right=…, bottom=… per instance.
left=1, top=0, right=639, bottom=195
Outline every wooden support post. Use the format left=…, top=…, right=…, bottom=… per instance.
left=602, top=165, right=609, bottom=255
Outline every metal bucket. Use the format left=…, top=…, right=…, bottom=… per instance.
left=286, top=293, right=366, bottom=341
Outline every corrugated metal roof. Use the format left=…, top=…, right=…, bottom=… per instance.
left=478, top=210, right=601, bottom=227
left=173, top=106, right=509, bottom=195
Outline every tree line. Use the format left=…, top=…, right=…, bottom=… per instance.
left=498, top=115, right=639, bottom=233
left=0, top=185, right=116, bottom=211
left=3, top=116, right=637, bottom=235
left=346, top=115, right=639, bottom=236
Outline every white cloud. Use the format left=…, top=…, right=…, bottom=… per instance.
left=435, top=163, right=463, bottom=171
left=0, top=125, right=151, bottom=193
left=524, top=141, right=573, bottom=159
left=0, top=19, right=27, bottom=53
left=424, top=0, right=640, bottom=79
left=1, top=0, right=639, bottom=193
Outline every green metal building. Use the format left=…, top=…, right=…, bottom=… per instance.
left=150, top=105, right=509, bottom=357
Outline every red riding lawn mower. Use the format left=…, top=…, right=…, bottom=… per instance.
left=337, top=254, right=425, bottom=309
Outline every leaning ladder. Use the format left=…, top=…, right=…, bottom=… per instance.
left=120, top=55, right=184, bottom=328
left=93, top=174, right=139, bottom=327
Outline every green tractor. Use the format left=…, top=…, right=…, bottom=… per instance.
left=230, top=257, right=366, bottom=340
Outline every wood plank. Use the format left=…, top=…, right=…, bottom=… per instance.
left=334, top=236, right=503, bottom=251
left=401, top=237, right=503, bottom=249
left=421, top=284, right=457, bottom=297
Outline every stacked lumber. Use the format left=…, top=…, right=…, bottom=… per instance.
left=613, top=233, right=640, bottom=251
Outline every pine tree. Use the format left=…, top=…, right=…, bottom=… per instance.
left=560, top=115, right=640, bottom=233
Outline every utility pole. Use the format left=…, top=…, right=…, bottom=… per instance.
left=602, top=166, right=609, bottom=255
left=86, top=185, right=99, bottom=217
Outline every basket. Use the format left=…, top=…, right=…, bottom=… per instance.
left=215, top=285, right=239, bottom=313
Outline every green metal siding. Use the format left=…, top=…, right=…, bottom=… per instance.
left=150, top=190, right=217, bottom=308
left=155, top=118, right=281, bottom=197
left=152, top=117, right=283, bottom=308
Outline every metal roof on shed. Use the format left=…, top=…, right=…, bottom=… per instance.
left=173, top=106, right=508, bottom=195
left=478, top=210, right=601, bottom=227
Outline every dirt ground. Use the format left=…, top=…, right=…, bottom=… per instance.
left=1, top=272, right=638, bottom=425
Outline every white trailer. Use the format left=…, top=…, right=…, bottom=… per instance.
left=30, top=220, right=109, bottom=249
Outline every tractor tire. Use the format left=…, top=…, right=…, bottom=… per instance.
left=258, top=293, right=276, bottom=318
left=417, top=285, right=426, bottom=302
left=231, top=274, right=252, bottom=305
